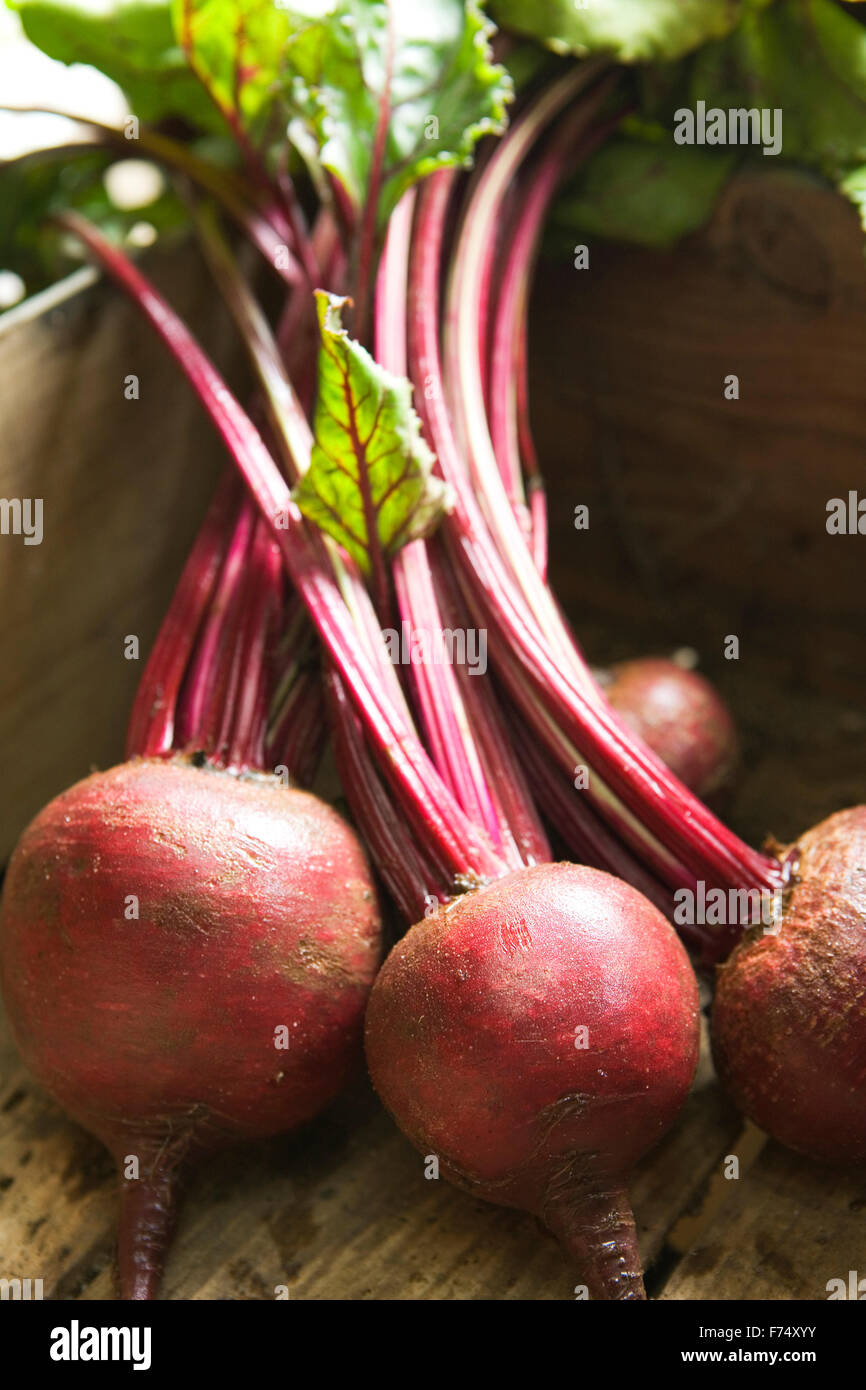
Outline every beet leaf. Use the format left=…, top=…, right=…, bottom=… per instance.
left=294, top=291, right=447, bottom=599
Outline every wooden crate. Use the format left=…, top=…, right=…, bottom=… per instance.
left=0, top=245, right=251, bottom=863
left=1, top=178, right=865, bottom=1300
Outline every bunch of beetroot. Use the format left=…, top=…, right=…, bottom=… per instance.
left=1, top=0, right=864, bottom=1305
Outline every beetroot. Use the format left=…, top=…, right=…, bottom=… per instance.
left=596, top=657, right=739, bottom=806
left=0, top=756, right=381, bottom=1298
left=365, top=862, right=700, bottom=1299
left=711, top=806, right=866, bottom=1166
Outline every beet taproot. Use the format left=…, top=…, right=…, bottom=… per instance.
left=0, top=756, right=382, bottom=1298
left=365, top=862, right=700, bottom=1299
left=711, top=805, right=866, bottom=1166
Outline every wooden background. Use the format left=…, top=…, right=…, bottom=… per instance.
left=1, top=173, right=865, bottom=1299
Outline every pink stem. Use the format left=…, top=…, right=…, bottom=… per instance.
left=265, top=596, right=320, bottom=775
left=207, top=539, right=256, bottom=763
left=22, top=103, right=306, bottom=285
left=429, top=543, right=550, bottom=868
left=377, top=194, right=509, bottom=853
left=489, top=106, right=630, bottom=576
left=277, top=210, right=345, bottom=412
left=406, top=174, right=786, bottom=918
left=352, top=0, right=395, bottom=342
left=510, top=717, right=681, bottom=916
left=486, top=126, right=595, bottom=562
left=126, top=471, right=240, bottom=759
left=176, top=498, right=257, bottom=747
left=62, top=210, right=505, bottom=888
left=269, top=666, right=327, bottom=787
left=325, top=667, right=447, bottom=920
left=226, top=518, right=283, bottom=770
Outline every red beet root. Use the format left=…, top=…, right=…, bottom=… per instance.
left=711, top=806, right=866, bottom=1166
left=0, top=757, right=382, bottom=1298
left=364, top=862, right=700, bottom=1299
left=597, top=657, right=739, bottom=806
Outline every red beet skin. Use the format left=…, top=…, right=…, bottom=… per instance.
left=365, top=862, right=700, bottom=1299
left=599, top=658, right=739, bottom=806
left=712, top=806, right=866, bottom=1166
left=0, top=757, right=382, bottom=1298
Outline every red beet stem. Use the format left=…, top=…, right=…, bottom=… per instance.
left=512, top=719, right=680, bottom=919
left=407, top=154, right=788, bottom=941
left=225, top=518, right=283, bottom=770
left=66, top=90, right=785, bottom=965
left=117, top=1152, right=185, bottom=1301
left=427, top=76, right=789, bottom=930
left=29, top=103, right=304, bottom=282
left=325, top=666, right=444, bottom=920
left=351, top=0, right=396, bottom=344
left=428, top=544, right=550, bottom=867
left=178, top=498, right=257, bottom=753
left=59, top=210, right=504, bottom=889
left=543, top=1178, right=646, bottom=1301
left=265, top=599, right=326, bottom=785
left=193, top=204, right=314, bottom=482
left=128, top=186, right=325, bottom=774
left=486, top=87, right=623, bottom=565
left=377, top=194, right=524, bottom=861
left=126, top=471, right=240, bottom=759
left=270, top=666, right=327, bottom=786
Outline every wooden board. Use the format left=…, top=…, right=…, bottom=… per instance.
left=0, top=1009, right=747, bottom=1300
left=659, top=1144, right=866, bottom=1301
left=1, top=175, right=865, bottom=1300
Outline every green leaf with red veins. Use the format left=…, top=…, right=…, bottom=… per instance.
left=293, top=292, right=448, bottom=575
left=278, top=0, right=512, bottom=225
left=171, top=0, right=292, bottom=143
